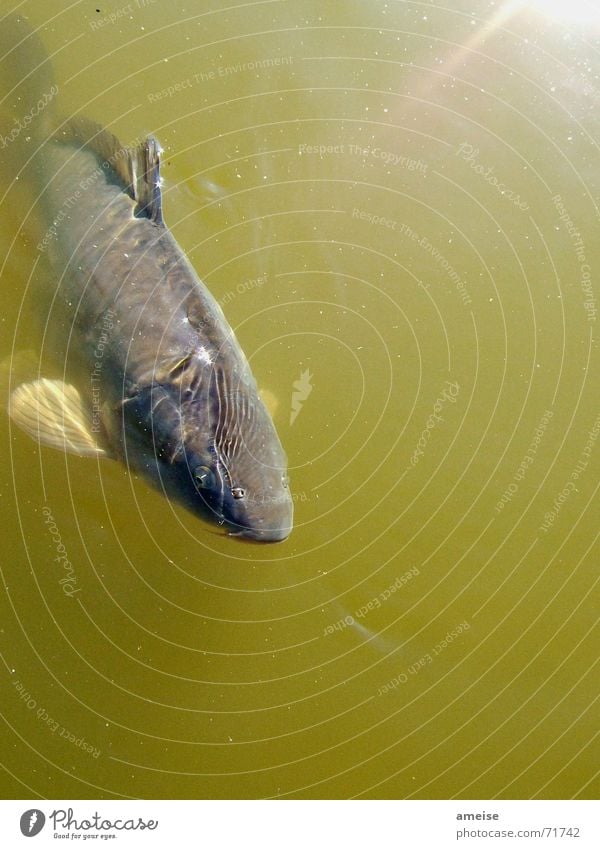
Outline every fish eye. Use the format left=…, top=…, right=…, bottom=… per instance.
left=193, top=466, right=214, bottom=489
left=231, top=487, right=245, bottom=500
left=281, top=475, right=289, bottom=488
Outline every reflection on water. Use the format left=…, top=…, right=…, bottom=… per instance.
left=0, top=0, right=598, bottom=799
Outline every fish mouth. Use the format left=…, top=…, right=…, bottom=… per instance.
left=226, top=524, right=291, bottom=543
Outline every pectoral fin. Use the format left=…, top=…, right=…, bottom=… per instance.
left=9, top=379, right=107, bottom=458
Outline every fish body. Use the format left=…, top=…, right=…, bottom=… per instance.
left=3, top=17, right=292, bottom=541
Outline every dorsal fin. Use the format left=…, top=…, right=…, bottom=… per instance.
left=56, top=116, right=135, bottom=193
left=56, top=116, right=164, bottom=226
left=131, top=135, right=164, bottom=225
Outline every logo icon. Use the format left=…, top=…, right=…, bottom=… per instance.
left=290, top=369, right=313, bottom=425
left=19, top=810, right=45, bottom=837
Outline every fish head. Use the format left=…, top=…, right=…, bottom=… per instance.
left=121, top=378, right=293, bottom=542
left=189, top=445, right=293, bottom=544
left=184, top=385, right=294, bottom=543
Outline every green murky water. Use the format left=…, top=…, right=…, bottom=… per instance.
left=0, top=0, right=598, bottom=799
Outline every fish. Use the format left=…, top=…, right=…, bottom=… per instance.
left=1, top=15, right=293, bottom=542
